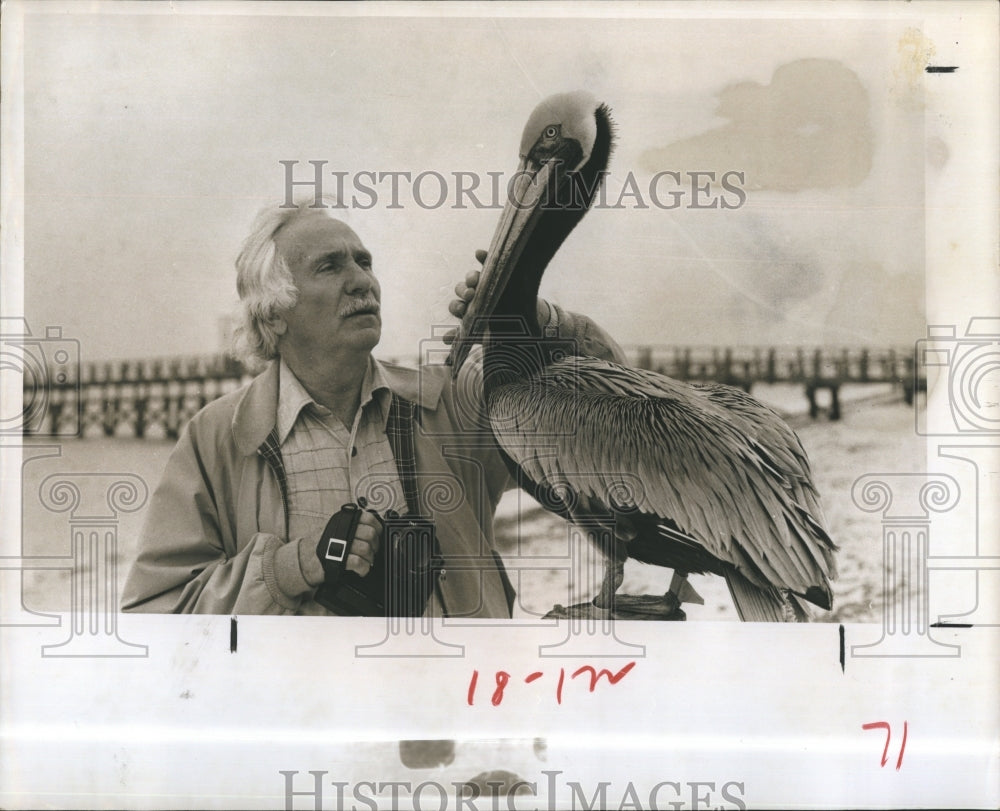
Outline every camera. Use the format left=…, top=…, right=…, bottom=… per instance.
left=0, top=318, right=81, bottom=436
left=915, top=318, right=1000, bottom=436
left=314, top=504, right=443, bottom=617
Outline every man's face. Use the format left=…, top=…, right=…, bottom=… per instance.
left=274, top=212, right=382, bottom=363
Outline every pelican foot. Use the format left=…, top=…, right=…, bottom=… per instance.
left=592, top=558, right=626, bottom=610
left=568, top=593, right=687, bottom=621
left=545, top=598, right=685, bottom=621
left=603, top=592, right=681, bottom=616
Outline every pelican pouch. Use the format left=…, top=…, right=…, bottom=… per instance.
left=314, top=504, right=444, bottom=617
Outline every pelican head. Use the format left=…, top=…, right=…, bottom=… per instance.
left=448, top=91, right=614, bottom=375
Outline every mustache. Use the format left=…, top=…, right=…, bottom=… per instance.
left=340, top=296, right=381, bottom=318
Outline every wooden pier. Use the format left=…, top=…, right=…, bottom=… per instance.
left=21, top=346, right=922, bottom=438
left=629, top=345, right=921, bottom=420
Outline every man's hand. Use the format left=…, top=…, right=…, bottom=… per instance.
left=443, top=249, right=550, bottom=347
left=345, top=510, right=382, bottom=577
left=443, top=250, right=486, bottom=345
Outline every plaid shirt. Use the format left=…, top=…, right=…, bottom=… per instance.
left=277, top=358, right=408, bottom=548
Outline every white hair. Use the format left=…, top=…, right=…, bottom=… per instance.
left=231, top=198, right=342, bottom=370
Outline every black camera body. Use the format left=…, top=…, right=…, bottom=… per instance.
left=314, top=504, right=444, bottom=617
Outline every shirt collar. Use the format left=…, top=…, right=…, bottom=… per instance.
left=231, top=355, right=446, bottom=457
left=276, top=356, right=393, bottom=445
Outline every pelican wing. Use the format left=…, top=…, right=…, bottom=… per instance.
left=691, top=381, right=826, bottom=522
left=488, top=356, right=837, bottom=597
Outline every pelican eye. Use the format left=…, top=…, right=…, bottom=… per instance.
left=544, top=125, right=559, bottom=139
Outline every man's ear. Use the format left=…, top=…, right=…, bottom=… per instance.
left=271, top=316, right=288, bottom=337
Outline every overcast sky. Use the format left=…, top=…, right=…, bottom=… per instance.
left=21, top=7, right=932, bottom=363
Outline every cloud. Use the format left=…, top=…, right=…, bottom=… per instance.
left=640, top=59, right=874, bottom=192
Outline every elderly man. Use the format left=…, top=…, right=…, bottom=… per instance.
left=122, top=202, right=625, bottom=616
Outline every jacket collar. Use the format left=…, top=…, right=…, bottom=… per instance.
left=232, top=356, right=445, bottom=456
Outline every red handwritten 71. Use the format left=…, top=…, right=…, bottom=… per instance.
left=862, top=721, right=908, bottom=770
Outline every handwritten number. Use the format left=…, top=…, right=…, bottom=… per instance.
left=862, top=721, right=892, bottom=767
left=467, top=670, right=478, bottom=706
left=468, top=662, right=637, bottom=706
left=491, top=671, right=510, bottom=706
left=863, top=720, right=907, bottom=769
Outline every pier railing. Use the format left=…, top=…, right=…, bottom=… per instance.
left=22, top=355, right=251, bottom=440
left=20, top=346, right=920, bottom=438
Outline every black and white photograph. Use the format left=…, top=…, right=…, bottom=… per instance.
left=1, top=2, right=997, bottom=808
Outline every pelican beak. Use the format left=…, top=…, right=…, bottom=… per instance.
left=447, top=156, right=558, bottom=376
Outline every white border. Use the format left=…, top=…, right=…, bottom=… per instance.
left=2, top=2, right=998, bottom=809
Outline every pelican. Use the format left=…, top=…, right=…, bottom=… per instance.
left=448, top=92, right=837, bottom=621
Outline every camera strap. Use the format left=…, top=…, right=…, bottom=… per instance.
left=385, top=395, right=420, bottom=517
left=385, top=394, right=451, bottom=616
left=385, top=394, right=515, bottom=618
